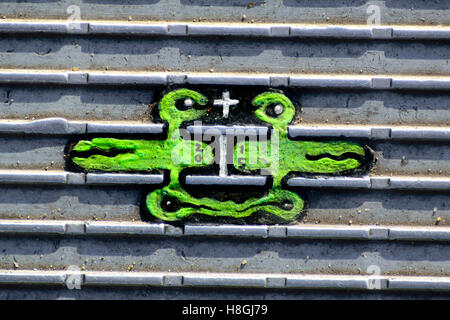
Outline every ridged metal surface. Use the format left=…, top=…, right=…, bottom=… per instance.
left=4, top=219, right=450, bottom=241
left=2, top=20, right=450, bottom=39
left=2, top=270, right=450, bottom=292
left=0, top=0, right=449, bottom=299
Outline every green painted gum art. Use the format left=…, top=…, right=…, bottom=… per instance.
left=71, top=89, right=368, bottom=222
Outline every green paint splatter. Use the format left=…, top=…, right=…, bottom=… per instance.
left=70, top=89, right=368, bottom=222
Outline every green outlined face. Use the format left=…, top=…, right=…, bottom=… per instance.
left=68, top=88, right=372, bottom=223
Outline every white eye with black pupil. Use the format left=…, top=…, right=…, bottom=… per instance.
left=184, top=98, right=193, bottom=107
left=274, top=104, right=283, bottom=115
left=265, top=103, right=284, bottom=117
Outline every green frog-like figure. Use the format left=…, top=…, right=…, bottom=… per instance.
left=70, top=89, right=369, bottom=222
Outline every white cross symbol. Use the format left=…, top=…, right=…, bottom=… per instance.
left=213, top=91, right=239, bottom=118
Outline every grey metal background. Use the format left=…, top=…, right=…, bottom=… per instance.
left=0, top=0, right=449, bottom=299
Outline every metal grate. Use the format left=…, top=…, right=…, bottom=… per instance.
left=0, top=0, right=449, bottom=299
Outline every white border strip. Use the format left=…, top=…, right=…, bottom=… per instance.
left=1, top=270, right=450, bottom=291
left=2, top=220, right=450, bottom=241
left=1, top=70, right=450, bottom=90
left=1, top=21, right=450, bottom=40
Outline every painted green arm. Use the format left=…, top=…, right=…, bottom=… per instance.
left=72, top=138, right=213, bottom=172
left=71, top=89, right=214, bottom=172
left=234, top=92, right=367, bottom=179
